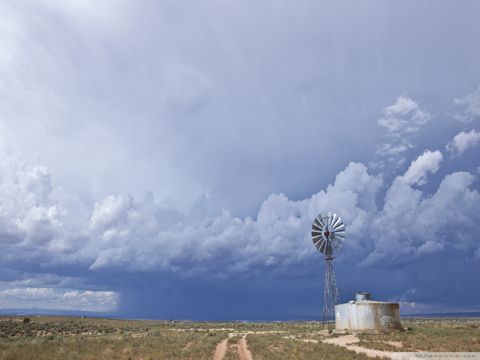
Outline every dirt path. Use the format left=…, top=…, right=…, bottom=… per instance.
left=212, top=338, right=228, bottom=360
left=212, top=333, right=253, bottom=360
left=237, top=334, right=253, bottom=360
left=323, top=334, right=392, bottom=359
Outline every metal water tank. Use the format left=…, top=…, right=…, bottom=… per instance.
left=335, top=292, right=402, bottom=331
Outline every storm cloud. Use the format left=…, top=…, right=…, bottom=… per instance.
left=0, top=0, right=479, bottom=317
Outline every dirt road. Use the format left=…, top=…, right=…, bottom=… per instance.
left=237, top=334, right=253, bottom=360
left=212, top=338, right=228, bottom=360
left=323, top=334, right=392, bottom=359
left=212, top=333, right=253, bottom=360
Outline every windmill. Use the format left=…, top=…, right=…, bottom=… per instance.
left=311, top=212, right=346, bottom=327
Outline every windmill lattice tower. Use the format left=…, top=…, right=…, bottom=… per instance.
left=311, top=212, right=345, bottom=327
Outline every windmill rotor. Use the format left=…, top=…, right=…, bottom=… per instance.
left=312, top=212, right=345, bottom=258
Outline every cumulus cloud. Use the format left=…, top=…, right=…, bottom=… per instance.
left=0, top=287, right=118, bottom=311
left=378, top=96, right=431, bottom=134
left=400, top=150, right=443, bottom=185
left=1, top=140, right=479, bottom=277
left=376, top=141, right=413, bottom=157
left=87, top=162, right=382, bottom=274
left=367, top=161, right=480, bottom=265
left=0, top=146, right=88, bottom=269
left=375, top=96, right=432, bottom=168
left=0, top=154, right=63, bottom=248
left=446, top=129, right=480, bottom=156
left=453, top=86, right=480, bottom=123
left=0, top=142, right=382, bottom=276
left=0, top=136, right=480, bottom=316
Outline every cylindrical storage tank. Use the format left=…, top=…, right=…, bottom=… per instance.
left=355, top=292, right=371, bottom=302
left=335, top=301, right=402, bottom=331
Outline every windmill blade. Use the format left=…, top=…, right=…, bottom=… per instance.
left=331, top=213, right=338, bottom=227
left=312, top=229, right=322, bottom=236
left=312, top=222, right=323, bottom=231
left=328, top=213, right=333, bottom=225
left=312, top=234, right=323, bottom=242
left=317, top=238, right=325, bottom=252
left=315, top=238, right=325, bottom=251
left=313, top=218, right=324, bottom=230
left=333, top=223, right=344, bottom=232
left=319, top=239, right=328, bottom=253
left=316, top=215, right=326, bottom=227
left=332, top=217, right=343, bottom=229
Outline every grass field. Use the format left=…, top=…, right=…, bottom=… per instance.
left=0, top=316, right=478, bottom=359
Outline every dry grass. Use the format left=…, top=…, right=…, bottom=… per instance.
left=246, top=334, right=371, bottom=360
left=224, top=336, right=241, bottom=360
left=0, top=316, right=478, bottom=359
left=0, top=317, right=224, bottom=360
left=358, top=318, right=480, bottom=352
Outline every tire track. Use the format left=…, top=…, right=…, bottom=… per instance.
left=213, top=338, right=228, bottom=360
left=238, top=334, right=253, bottom=360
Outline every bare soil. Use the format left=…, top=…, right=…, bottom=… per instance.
left=324, top=334, right=393, bottom=359
left=213, top=338, right=228, bottom=360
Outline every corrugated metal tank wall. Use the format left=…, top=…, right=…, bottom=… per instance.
left=335, top=293, right=402, bottom=330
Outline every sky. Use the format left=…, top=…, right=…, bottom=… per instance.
left=0, top=0, right=480, bottom=319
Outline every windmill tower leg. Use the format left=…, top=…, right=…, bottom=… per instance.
left=323, top=257, right=339, bottom=329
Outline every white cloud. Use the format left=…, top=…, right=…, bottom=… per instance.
left=369, top=165, right=480, bottom=264
left=62, top=152, right=480, bottom=273
left=375, top=96, right=432, bottom=168
left=453, top=86, right=480, bottom=123
left=446, top=129, right=480, bottom=156
left=87, top=162, right=382, bottom=274
left=2, top=140, right=479, bottom=276
left=0, top=274, right=89, bottom=289
left=416, top=240, right=445, bottom=255
left=0, top=150, right=64, bottom=247
left=90, top=195, right=133, bottom=231
left=400, top=150, right=443, bottom=185
left=376, top=141, right=413, bottom=156
left=0, top=126, right=479, bottom=318
left=0, top=287, right=118, bottom=311
left=378, top=96, right=431, bottom=134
